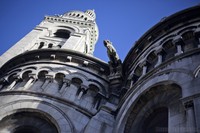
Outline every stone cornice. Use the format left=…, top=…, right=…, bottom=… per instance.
left=0, top=49, right=109, bottom=77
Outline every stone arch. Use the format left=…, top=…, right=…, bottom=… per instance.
left=161, top=39, right=176, bottom=61
left=21, top=67, right=37, bottom=78
left=114, top=68, right=194, bottom=133
left=57, top=26, right=78, bottom=33
left=7, top=68, right=22, bottom=75
left=182, top=30, right=199, bottom=51
left=88, top=80, right=107, bottom=96
left=0, top=100, right=74, bottom=133
left=134, top=65, right=142, bottom=78
left=21, top=70, right=33, bottom=80
left=37, top=70, right=48, bottom=80
left=7, top=73, right=18, bottom=83
left=124, top=83, right=182, bottom=133
left=160, top=35, right=175, bottom=45
left=177, top=26, right=197, bottom=35
left=71, top=77, right=83, bottom=87
left=70, top=72, right=88, bottom=85
left=54, top=69, right=71, bottom=76
left=23, top=66, right=37, bottom=71
left=55, top=72, right=65, bottom=88
left=38, top=66, right=53, bottom=71
left=146, top=50, right=158, bottom=72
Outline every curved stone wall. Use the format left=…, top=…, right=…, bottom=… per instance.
left=0, top=49, right=111, bottom=132
left=115, top=5, right=200, bottom=133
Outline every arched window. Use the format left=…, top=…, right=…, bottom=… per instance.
left=38, top=42, right=44, bottom=49
left=182, top=31, right=198, bottom=51
left=38, top=70, right=48, bottom=80
left=71, top=77, right=82, bottom=87
left=147, top=51, right=158, bottom=72
left=22, top=71, right=32, bottom=81
left=48, top=43, right=53, bottom=48
left=55, top=73, right=65, bottom=88
left=135, top=65, right=142, bottom=78
left=162, top=40, right=176, bottom=61
left=54, top=29, right=71, bottom=39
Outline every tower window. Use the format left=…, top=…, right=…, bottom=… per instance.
left=48, top=43, right=53, bottom=48
left=38, top=42, right=44, bottom=49
left=54, top=29, right=71, bottom=39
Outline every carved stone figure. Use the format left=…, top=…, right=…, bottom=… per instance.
left=103, top=40, right=120, bottom=66
left=103, top=40, right=122, bottom=76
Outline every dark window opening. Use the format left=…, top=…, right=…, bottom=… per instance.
left=54, top=29, right=71, bottom=39
left=142, top=107, right=168, bottom=133
left=14, top=126, right=40, bottom=133
left=48, top=43, right=53, bottom=48
left=135, top=66, right=142, bottom=77
left=0, top=112, right=58, bottom=133
left=147, top=52, right=158, bottom=72
left=163, top=40, right=176, bottom=61
left=38, top=71, right=48, bottom=80
left=182, top=31, right=198, bottom=51
left=38, top=42, right=44, bottom=49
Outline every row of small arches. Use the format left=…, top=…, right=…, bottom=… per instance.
left=2, top=67, right=106, bottom=96
left=46, top=17, right=92, bottom=26
left=68, top=13, right=88, bottom=21
left=131, top=28, right=200, bottom=82
left=38, top=42, right=61, bottom=49
left=132, top=25, right=200, bottom=60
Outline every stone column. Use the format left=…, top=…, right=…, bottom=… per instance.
left=59, top=78, right=71, bottom=95
left=184, top=100, right=197, bottom=133
left=0, top=79, right=5, bottom=90
left=94, top=94, right=102, bottom=110
left=41, top=75, right=53, bottom=91
left=77, top=85, right=87, bottom=100
left=77, top=91, right=84, bottom=99
left=7, top=77, right=20, bottom=90
left=130, top=73, right=139, bottom=87
left=155, top=48, right=164, bottom=67
left=23, top=74, right=36, bottom=90
left=173, top=35, right=184, bottom=56
left=141, top=62, right=147, bottom=76
left=24, top=78, right=34, bottom=88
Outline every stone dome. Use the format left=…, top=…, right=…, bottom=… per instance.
left=62, top=9, right=96, bottom=21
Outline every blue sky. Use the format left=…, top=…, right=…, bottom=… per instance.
left=0, top=0, right=199, bottom=62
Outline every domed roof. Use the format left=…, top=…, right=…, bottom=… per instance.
left=62, top=9, right=96, bottom=21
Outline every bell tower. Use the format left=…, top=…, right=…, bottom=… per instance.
left=0, top=9, right=114, bottom=133
left=0, top=9, right=99, bottom=67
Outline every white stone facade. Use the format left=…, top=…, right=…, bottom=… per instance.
left=0, top=6, right=200, bottom=133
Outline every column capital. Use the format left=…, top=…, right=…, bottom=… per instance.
left=45, top=74, right=53, bottom=79
left=172, top=35, right=184, bottom=45
left=155, top=48, right=165, bottom=55
left=139, top=60, right=149, bottom=67
left=80, top=84, right=88, bottom=90
left=45, top=75, right=54, bottom=82
left=184, top=100, right=194, bottom=109
left=63, top=78, right=71, bottom=86
left=28, top=73, right=37, bottom=79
